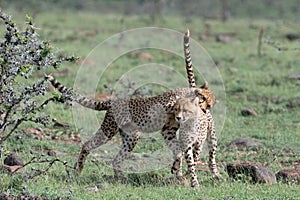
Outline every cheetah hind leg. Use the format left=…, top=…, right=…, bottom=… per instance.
left=161, top=118, right=185, bottom=179
left=74, top=128, right=111, bottom=173
left=112, top=130, right=140, bottom=183
left=207, top=128, right=222, bottom=180
left=74, top=112, right=119, bottom=174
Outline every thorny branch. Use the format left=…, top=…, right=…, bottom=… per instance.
left=0, top=10, right=77, bottom=145
left=10, top=153, right=74, bottom=182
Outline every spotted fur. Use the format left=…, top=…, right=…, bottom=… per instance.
left=174, top=96, right=221, bottom=187
left=172, top=30, right=221, bottom=187
left=45, top=75, right=214, bottom=181
left=44, top=30, right=217, bottom=183
left=184, top=29, right=196, bottom=88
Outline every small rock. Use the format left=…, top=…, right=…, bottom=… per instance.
left=285, top=33, right=300, bottom=41
left=226, top=162, right=276, bottom=184
left=45, top=149, right=66, bottom=156
left=254, top=166, right=277, bottom=184
left=74, top=133, right=81, bottom=140
left=276, top=169, right=300, bottom=183
left=241, top=108, right=257, bottom=116
left=85, top=183, right=102, bottom=192
left=137, top=52, right=153, bottom=61
left=142, top=154, right=151, bottom=158
left=4, top=153, right=24, bottom=166
left=228, top=67, right=238, bottom=74
left=53, top=119, right=72, bottom=127
left=228, top=138, right=263, bottom=149
left=130, top=51, right=154, bottom=61
left=198, top=34, right=209, bottom=41
left=165, top=176, right=188, bottom=187
left=77, top=30, right=98, bottom=37
left=215, top=33, right=235, bottom=44
left=288, top=72, right=300, bottom=80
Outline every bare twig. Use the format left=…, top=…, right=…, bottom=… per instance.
left=257, top=28, right=264, bottom=56
left=12, top=154, right=73, bottom=180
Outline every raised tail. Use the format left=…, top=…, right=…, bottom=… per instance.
left=184, top=29, right=196, bottom=88
left=45, top=74, right=110, bottom=111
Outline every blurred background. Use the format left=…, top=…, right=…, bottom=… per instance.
left=1, top=0, right=300, bottom=21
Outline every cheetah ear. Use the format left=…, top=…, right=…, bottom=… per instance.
left=194, top=88, right=206, bottom=103
left=200, top=81, right=208, bottom=89
left=194, top=88, right=202, bottom=97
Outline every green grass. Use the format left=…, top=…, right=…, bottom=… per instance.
left=1, top=10, right=300, bottom=199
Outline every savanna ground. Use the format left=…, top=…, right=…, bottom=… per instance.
left=1, top=2, right=300, bottom=200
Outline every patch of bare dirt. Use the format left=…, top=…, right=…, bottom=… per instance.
left=0, top=193, right=53, bottom=200
left=77, top=58, right=96, bottom=66
left=228, top=138, right=263, bottom=149
left=0, top=164, right=23, bottom=174
left=130, top=51, right=154, bottom=61
left=23, top=127, right=81, bottom=144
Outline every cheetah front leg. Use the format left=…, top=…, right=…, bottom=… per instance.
left=193, top=140, right=203, bottom=163
left=112, top=130, right=140, bottom=182
left=74, top=111, right=118, bottom=173
left=183, top=144, right=199, bottom=187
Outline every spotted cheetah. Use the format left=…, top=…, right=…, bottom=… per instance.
left=45, top=30, right=217, bottom=181
left=175, top=29, right=221, bottom=187
left=170, top=30, right=217, bottom=176
left=174, top=95, right=221, bottom=187
left=46, top=75, right=214, bottom=181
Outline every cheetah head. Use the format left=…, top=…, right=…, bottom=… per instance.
left=194, top=82, right=217, bottom=111
left=174, top=96, right=200, bottom=123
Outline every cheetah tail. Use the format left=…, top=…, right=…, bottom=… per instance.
left=44, top=74, right=110, bottom=111
left=184, top=29, right=196, bottom=89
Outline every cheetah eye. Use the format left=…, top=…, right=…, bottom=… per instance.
left=198, top=96, right=206, bottom=104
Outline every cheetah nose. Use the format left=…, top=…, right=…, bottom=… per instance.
left=175, top=116, right=181, bottom=122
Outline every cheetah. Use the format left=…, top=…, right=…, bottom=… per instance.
left=171, top=30, right=222, bottom=187
left=170, top=29, right=218, bottom=176
left=46, top=75, right=213, bottom=181
left=45, top=30, right=217, bottom=181
left=174, top=95, right=221, bottom=187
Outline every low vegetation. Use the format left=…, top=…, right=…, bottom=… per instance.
left=0, top=7, right=299, bottom=200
